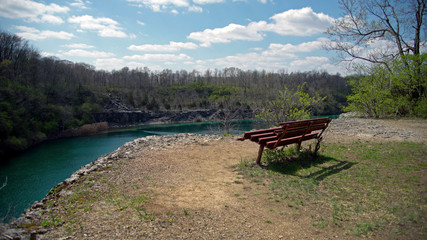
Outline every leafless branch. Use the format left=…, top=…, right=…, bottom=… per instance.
left=325, top=0, right=425, bottom=69
left=0, top=177, right=7, bottom=191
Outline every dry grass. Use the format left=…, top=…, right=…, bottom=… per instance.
left=59, top=122, right=108, bottom=138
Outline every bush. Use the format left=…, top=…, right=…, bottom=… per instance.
left=344, top=66, right=396, bottom=118
left=345, top=55, right=426, bottom=118
left=42, top=120, right=59, bottom=135
left=414, top=99, right=427, bottom=118
left=5, top=136, right=27, bottom=150
left=257, top=83, right=325, bottom=126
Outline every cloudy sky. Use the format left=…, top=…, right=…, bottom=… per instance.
left=0, top=0, right=349, bottom=74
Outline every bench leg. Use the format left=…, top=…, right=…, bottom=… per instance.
left=297, top=142, right=302, bottom=151
left=256, top=145, right=264, bottom=164
left=314, top=136, right=323, bottom=155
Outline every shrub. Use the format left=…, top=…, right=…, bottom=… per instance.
left=257, top=83, right=325, bottom=126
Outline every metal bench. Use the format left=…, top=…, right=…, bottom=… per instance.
left=237, top=118, right=331, bottom=164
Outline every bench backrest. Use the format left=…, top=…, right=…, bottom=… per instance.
left=277, top=117, right=331, bottom=139
left=269, top=117, right=330, bottom=148
left=238, top=117, right=331, bottom=142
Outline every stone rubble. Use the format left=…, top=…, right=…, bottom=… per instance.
left=328, top=115, right=419, bottom=141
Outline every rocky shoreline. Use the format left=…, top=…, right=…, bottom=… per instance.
left=1, top=116, right=426, bottom=240
left=1, top=133, right=224, bottom=240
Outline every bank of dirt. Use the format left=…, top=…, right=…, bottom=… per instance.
left=2, top=117, right=426, bottom=239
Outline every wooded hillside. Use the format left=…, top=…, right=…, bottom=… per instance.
left=0, top=31, right=350, bottom=157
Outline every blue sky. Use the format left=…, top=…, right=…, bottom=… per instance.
left=0, top=0, right=349, bottom=74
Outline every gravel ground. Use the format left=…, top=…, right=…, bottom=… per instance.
left=1, top=117, right=426, bottom=240
left=326, top=116, right=426, bottom=143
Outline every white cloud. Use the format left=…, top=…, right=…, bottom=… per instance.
left=184, top=41, right=342, bottom=72
left=262, top=38, right=327, bottom=57
left=364, top=39, right=398, bottom=59
left=188, top=22, right=266, bottom=47
left=318, top=63, right=349, bottom=75
left=188, top=7, right=334, bottom=46
left=127, top=0, right=223, bottom=13
left=137, top=20, right=146, bottom=26
left=98, top=28, right=128, bottom=38
left=290, top=56, right=329, bottom=68
left=127, top=0, right=189, bottom=12
left=63, top=43, right=95, bottom=49
left=123, top=53, right=192, bottom=61
left=97, top=53, right=194, bottom=71
left=0, top=0, right=69, bottom=24
left=39, top=14, right=64, bottom=24
left=68, top=15, right=128, bottom=38
left=193, top=0, right=225, bottom=4
left=289, top=57, right=348, bottom=74
left=94, top=58, right=126, bottom=70
left=330, top=38, right=404, bottom=65
left=15, top=26, right=74, bottom=40
left=40, top=51, right=56, bottom=57
left=207, top=52, right=268, bottom=69
left=60, top=49, right=115, bottom=58
left=194, top=49, right=297, bottom=71
left=70, top=0, right=91, bottom=9
left=188, top=5, right=203, bottom=12
left=128, top=41, right=198, bottom=52
left=421, top=41, right=427, bottom=53
left=267, top=7, right=334, bottom=36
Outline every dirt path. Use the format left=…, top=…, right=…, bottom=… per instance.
left=4, top=118, right=426, bottom=240
left=65, top=139, right=329, bottom=239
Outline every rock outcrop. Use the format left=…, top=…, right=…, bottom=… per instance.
left=97, top=94, right=254, bottom=127
left=94, top=109, right=254, bottom=127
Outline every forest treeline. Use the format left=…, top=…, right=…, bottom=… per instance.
left=0, top=31, right=350, bottom=157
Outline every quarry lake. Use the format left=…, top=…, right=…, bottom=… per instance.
left=0, top=120, right=265, bottom=223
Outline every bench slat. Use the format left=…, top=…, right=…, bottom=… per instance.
left=239, top=127, right=282, bottom=140
left=278, top=117, right=330, bottom=127
left=258, top=135, right=279, bottom=145
left=265, top=132, right=318, bottom=149
left=250, top=132, right=276, bottom=142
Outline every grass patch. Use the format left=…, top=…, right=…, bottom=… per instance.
left=312, top=216, right=328, bottom=228
left=38, top=172, right=156, bottom=235
left=106, top=191, right=151, bottom=213
left=354, top=221, right=381, bottom=236
left=41, top=217, right=63, bottom=227
left=183, top=209, right=190, bottom=216
left=235, top=141, right=426, bottom=239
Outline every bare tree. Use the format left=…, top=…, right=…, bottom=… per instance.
left=0, top=31, right=39, bottom=78
left=326, top=0, right=426, bottom=70
left=210, top=87, right=243, bottom=134
left=0, top=177, right=6, bottom=191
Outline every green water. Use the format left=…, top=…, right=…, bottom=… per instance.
left=0, top=120, right=266, bottom=223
